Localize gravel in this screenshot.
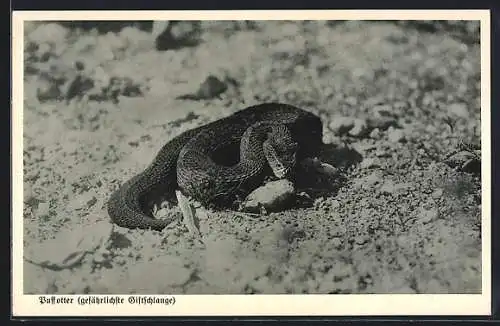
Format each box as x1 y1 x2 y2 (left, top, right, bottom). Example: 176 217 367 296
22 20 481 294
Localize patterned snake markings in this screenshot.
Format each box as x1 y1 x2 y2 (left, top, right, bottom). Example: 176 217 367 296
107 103 323 231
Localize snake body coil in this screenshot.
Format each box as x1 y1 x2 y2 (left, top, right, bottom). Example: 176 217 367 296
107 103 323 231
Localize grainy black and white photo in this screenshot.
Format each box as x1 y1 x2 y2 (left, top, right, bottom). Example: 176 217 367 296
21 17 484 298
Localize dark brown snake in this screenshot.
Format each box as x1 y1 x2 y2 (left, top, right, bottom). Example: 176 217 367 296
107 103 323 231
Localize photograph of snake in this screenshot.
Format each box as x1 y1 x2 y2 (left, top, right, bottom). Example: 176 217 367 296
21 18 485 296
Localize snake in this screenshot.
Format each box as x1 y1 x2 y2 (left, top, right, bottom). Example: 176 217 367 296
107 103 323 231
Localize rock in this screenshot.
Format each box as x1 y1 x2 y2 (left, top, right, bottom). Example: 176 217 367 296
387 127 406 143
461 158 481 174
37 202 50 217
152 21 170 38
241 180 295 213
349 119 370 137
369 128 381 139
329 116 355 136
177 75 228 100
370 105 398 130
63 75 95 102
301 158 338 176
92 66 111 89
444 151 479 173
447 102 469 118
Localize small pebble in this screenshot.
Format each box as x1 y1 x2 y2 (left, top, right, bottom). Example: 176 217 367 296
37 202 50 217
241 180 295 213
64 75 95 102
420 207 439 224
151 21 170 38
444 151 477 171
370 105 398 130
349 119 370 137
178 75 228 100
373 104 393 116
92 66 111 88
369 128 381 139
329 116 355 136
387 127 406 143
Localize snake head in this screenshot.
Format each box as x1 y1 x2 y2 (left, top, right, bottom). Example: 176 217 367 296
263 125 299 179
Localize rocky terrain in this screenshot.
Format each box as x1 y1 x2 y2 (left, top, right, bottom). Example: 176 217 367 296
22 20 482 294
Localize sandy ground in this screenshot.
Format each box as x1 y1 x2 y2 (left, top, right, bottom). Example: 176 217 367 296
22 20 482 294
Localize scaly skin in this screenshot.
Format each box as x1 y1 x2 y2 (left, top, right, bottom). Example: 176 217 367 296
107 103 323 231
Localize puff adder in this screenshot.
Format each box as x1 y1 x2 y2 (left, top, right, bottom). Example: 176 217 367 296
107 103 323 231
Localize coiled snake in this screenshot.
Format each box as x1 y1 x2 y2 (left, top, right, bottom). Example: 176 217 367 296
107 103 323 231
